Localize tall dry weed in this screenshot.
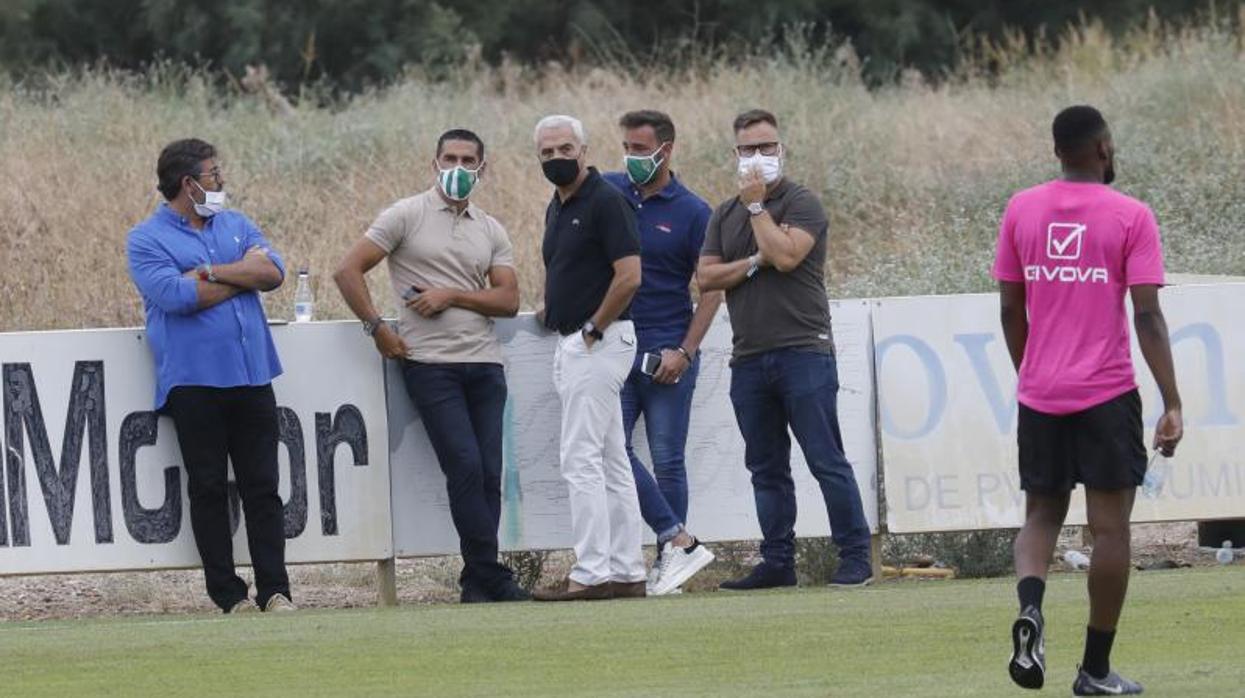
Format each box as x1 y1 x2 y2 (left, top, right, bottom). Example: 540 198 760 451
2 18 1244 332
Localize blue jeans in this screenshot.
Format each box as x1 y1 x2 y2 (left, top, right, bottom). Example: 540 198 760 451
621 352 699 544
729 348 871 568
401 361 512 592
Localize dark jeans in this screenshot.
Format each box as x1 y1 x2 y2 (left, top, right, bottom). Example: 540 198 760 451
621 352 699 544
401 360 513 592
729 348 871 568
163 385 290 610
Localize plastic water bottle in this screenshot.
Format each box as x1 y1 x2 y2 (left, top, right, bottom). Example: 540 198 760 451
1216 541 1235 565
1063 549 1091 570
293 267 313 322
1141 452 1172 498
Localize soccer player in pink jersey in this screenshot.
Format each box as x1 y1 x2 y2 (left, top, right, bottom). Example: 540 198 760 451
992 106 1183 695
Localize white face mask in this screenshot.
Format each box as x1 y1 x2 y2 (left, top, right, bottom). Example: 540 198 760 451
190 179 228 218
737 150 783 184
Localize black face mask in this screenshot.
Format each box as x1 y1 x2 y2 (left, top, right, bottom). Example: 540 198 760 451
542 157 581 187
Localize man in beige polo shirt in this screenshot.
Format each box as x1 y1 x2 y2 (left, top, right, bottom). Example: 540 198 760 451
333 128 528 603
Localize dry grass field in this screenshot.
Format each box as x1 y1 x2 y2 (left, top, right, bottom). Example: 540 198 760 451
3 17 1245 333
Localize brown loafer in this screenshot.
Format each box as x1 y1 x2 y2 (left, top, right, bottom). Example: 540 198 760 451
609 580 647 599
532 578 613 602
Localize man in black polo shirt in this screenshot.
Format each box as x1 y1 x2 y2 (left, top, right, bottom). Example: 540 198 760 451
531 114 646 602
699 108 874 589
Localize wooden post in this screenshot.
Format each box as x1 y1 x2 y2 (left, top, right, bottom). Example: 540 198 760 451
376 557 398 607
870 533 884 582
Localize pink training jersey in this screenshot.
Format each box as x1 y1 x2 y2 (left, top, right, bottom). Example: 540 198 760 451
992 179 1165 415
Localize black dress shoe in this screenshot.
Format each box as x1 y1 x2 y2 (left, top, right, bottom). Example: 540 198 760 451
491 581 532 602
460 585 492 603
719 563 797 591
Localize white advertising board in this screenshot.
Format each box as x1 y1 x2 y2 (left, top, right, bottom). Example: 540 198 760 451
0 322 392 575
389 302 879 557
874 285 1245 533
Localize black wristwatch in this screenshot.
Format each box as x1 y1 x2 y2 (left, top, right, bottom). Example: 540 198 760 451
581 321 604 341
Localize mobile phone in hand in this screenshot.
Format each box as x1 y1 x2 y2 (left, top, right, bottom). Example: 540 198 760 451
640 352 662 376
401 285 425 302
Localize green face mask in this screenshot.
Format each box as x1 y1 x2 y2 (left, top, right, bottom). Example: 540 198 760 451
623 144 668 185
438 165 479 201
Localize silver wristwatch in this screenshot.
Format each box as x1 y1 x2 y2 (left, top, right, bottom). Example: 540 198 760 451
746 253 761 278
746 202 765 216
362 317 383 336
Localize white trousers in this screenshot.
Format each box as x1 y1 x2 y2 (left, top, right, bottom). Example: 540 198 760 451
552 320 645 586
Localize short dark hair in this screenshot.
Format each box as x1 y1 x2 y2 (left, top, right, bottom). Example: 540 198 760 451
157 138 216 200
1052 105 1108 153
436 129 485 160
733 109 778 133
618 110 676 143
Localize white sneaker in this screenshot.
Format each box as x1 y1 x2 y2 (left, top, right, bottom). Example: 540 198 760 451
228 599 258 614
651 539 715 596
264 593 297 612
645 564 661 594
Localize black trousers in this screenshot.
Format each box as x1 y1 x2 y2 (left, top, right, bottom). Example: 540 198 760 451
164 385 290 610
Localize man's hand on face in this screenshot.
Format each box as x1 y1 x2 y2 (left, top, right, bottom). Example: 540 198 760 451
739 165 766 206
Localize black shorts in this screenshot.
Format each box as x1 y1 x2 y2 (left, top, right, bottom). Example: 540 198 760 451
1017 389 1147 494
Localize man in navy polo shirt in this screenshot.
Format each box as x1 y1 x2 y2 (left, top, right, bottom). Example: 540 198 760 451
126 138 294 614
603 110 721 595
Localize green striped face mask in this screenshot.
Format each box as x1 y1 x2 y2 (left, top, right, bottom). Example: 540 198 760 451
623 143 668 185
437 165 480 201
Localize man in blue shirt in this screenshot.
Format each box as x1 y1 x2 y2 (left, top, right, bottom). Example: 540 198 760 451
126 138 294 614
603 110 722 595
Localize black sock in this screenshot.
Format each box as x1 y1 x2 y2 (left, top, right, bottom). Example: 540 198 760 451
1017 576 1046 613
1082 626 1116 679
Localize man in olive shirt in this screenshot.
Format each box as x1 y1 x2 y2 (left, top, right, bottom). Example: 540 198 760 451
333 129 529 603
530 114 646 601
699 109 873 589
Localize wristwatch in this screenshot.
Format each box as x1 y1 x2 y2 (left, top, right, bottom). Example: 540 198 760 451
746 253 761 278
196 262 216 283
746 202 765 216
362 317 383 337
581 321 604 342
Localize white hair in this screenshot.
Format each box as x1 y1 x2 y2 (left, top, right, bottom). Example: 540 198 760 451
533 114 587 147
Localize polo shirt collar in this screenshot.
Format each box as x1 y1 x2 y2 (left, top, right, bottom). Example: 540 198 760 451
649 173 686 201
619 172 686 203
560 166 602 205
428 186 478 219
763 177 792 202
